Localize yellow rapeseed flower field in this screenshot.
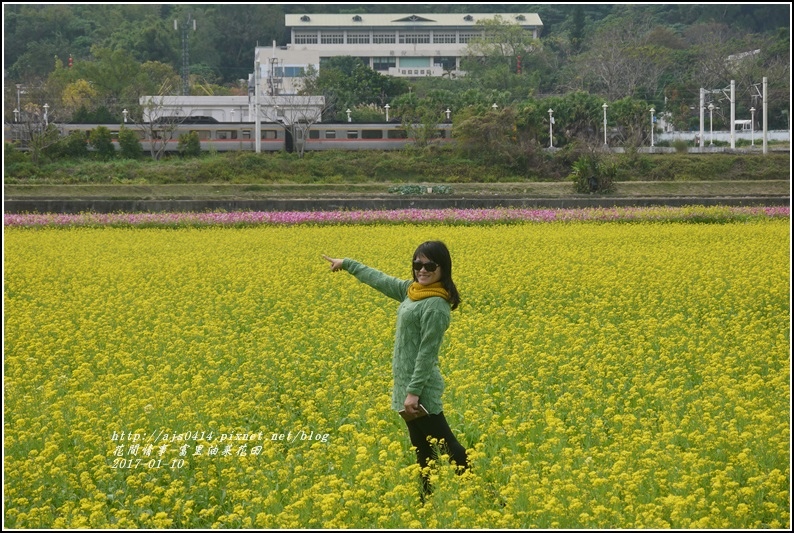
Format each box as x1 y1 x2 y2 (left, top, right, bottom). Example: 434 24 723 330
4 221 790 528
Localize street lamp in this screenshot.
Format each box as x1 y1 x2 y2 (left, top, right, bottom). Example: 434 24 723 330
43 103 49 126
602 103 608 145
13 108 19 123
750 107 755 147
346 108 351 123
123 109 128 123
650 107 655 148
16 84 21 116
445 108 451 121
384 103 390 122
548 108 554 148
708 103 714 146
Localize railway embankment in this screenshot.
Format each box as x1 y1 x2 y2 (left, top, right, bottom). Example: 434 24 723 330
4 181 789 214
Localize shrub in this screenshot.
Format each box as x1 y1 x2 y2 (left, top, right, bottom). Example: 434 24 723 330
177 131 201 157
570 154 616 194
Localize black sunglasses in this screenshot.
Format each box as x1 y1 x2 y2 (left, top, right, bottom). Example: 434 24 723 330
412 261 439 272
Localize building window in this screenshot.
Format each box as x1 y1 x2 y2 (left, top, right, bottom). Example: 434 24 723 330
400 33 430 44
434 56 456 70
347 32 370 44
372 57 396 71
458 32 481 43
275 66 306 77
373 33 396 44
321 32 344 44
400 57 430 68
433 33 457 44
294 32 318 45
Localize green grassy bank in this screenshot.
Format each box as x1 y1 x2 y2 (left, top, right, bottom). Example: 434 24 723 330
4 148 791 186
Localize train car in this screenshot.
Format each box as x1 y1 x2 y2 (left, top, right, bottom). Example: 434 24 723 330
302 122 452 151
5 121 454 154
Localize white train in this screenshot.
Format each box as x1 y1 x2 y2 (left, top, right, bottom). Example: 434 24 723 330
6 120 454 153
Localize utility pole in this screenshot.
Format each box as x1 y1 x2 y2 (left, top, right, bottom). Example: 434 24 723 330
175 13 196 96
255 59 261 153
751 77 769 155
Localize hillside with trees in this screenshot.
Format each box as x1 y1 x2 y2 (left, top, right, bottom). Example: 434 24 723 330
3 4 790 170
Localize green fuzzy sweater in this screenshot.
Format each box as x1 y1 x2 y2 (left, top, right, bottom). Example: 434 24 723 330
343 259 451 414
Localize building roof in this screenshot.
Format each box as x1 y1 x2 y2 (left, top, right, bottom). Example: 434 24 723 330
285 13 542 29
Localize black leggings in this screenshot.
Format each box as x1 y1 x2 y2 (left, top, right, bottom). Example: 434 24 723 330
405 412 469 479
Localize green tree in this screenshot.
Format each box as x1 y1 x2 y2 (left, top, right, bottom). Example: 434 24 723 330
452 106 521 166
89 126 115 160
570 5 585 54
609 96 653 147
460 15 543 98
304 57 407 120
118 126 142 159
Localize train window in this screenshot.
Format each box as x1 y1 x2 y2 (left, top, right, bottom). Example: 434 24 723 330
435 130 446 139
241 130 252 140
387 129 408 139
347 131 359 139
361 130 384 139
190 130 211 140
325 131 336 139
216 130 238 140
309 130 320 139
262 130 278 140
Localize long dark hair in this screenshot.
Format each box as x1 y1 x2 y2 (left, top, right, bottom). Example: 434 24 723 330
412 241 461 311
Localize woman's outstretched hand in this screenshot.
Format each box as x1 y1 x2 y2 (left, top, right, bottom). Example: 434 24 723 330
322 255 344 272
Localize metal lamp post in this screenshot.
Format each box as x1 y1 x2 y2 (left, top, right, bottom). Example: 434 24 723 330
13 108 19 123
445 108 451 121
43 103 49 126
750 107 755 147
384 104 390 122
548 108 554 149
346 108 351 123
602 103 608 146
708 103 714 146
123 109 128 123
650 107 655 148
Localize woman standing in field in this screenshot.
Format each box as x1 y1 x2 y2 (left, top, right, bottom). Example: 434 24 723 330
323 241 469 498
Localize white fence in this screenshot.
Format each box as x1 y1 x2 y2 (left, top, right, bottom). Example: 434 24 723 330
657 130 790 143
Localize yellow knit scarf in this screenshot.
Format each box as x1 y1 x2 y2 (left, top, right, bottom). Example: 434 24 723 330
407 281 450 302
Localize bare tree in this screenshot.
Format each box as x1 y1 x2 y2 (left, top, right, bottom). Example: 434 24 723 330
134 80 188 160
571 18 671 101
265 94 330 158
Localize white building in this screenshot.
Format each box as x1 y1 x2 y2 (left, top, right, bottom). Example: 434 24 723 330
255 12 543 95
137 95 325 124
